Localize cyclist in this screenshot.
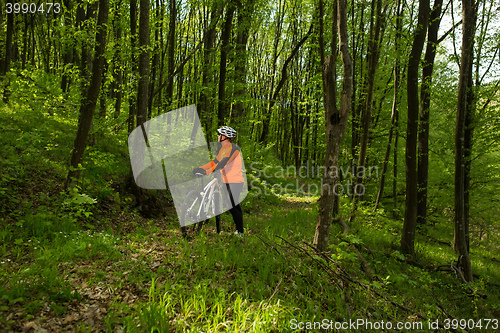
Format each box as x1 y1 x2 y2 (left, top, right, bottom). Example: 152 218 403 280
192 126 245 235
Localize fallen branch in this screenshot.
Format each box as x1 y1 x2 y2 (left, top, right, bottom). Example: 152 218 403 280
278 236 429 322
450 261 487 299
436 302 455 321
351 246 373 278
271 235 482 330
255 234 282 257
276 236 338 279
334 217 349 234
267 277 282 304
255 234 303 278
357 280 419 316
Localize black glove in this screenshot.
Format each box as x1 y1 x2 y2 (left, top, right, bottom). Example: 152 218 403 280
192 167 206 176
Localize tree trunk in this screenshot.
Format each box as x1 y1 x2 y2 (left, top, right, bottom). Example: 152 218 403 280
112 0 123 119
128 0 138 133
260 24 313 143
454 0 476 282
73 0 85 73
2 7 14 102
373 16 402 213
199 6 218 137
401 0 429 255
2 9 13 76
374 67 400 211
259 0 284 143
65 0 110 188
350 0 366 167
233 0 256 126
417 0 443 225
393 102 399 218
22 15 29 70
175 7 186 107
314 0 353 252
61 0 74 93
217 3 235 127
136 0 150 127
80 3 99 82
350 0 385 218
463 59 474 253
98 60 109 119
389 0 404 218
165 0 177 110
157 2 166 112
0 5 3 73
148 0 161 118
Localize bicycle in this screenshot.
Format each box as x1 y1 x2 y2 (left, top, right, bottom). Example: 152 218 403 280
180 172 224 239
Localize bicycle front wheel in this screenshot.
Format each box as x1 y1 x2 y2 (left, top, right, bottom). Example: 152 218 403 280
181 190 204 234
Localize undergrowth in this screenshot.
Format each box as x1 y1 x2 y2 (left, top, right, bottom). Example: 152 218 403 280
0 70 499 332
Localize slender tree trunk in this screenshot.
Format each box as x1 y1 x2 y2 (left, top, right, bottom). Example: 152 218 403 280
393 98 400 217
128 0 138 133
417 0 443 225
463 59 474 253
374 67 400 211
148 0 161 118
22 15 29 70
314 0 353 252
389 1 404 218
260 24 313 143
65 0 110 188
25 15 32 69
98 60 109 119
2 7 14 102
175 6 186 107
233 0 255 127
61 0 74 93
73 0 85 72
42 13 52 73
0 5 3 73
165 0 177 110
259 0 284 143
112 0 123 119
2 9 13 76
312 102 319 164
217 3 235 127
29 14 35 67
81 3 98 82
350 0 366 167
350 0 385 218
454 0 476 282
401 0 429 255
199 6 218 136
136 0 150 127
290 80 300 170
157 2 166 113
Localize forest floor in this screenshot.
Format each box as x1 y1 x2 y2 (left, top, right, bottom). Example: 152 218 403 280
1 71 499 332
1 185 499 332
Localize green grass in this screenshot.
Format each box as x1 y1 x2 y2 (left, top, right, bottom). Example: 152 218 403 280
0 70 499 332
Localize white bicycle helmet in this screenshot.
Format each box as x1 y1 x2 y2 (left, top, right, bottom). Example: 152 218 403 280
217 126 237 138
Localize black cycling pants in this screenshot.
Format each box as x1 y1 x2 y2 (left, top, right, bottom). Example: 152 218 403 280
216 182 244 234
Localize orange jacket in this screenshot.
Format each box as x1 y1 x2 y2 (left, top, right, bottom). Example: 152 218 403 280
199 142 244 183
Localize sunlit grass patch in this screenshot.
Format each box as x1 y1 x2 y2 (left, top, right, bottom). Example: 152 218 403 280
131 279 292 332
